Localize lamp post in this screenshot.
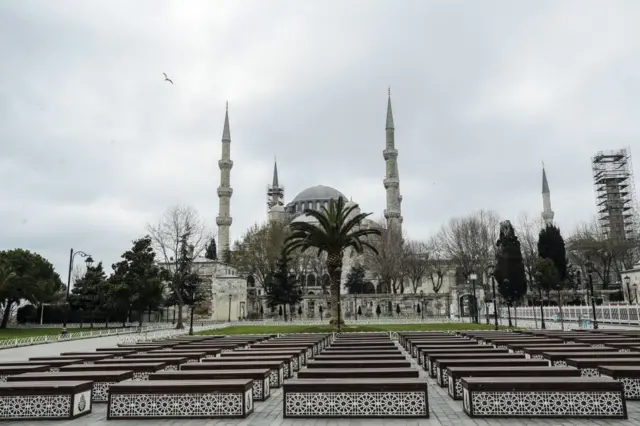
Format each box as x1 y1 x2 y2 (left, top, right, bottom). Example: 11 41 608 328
228 293 233 322
634 283 639 305
487 265 498 331
586 261 598 329
625 276 632 304
64 249 93 328
470 273 478 323
420 290 425 320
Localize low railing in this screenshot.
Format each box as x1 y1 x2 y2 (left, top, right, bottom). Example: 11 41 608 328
118 323 230 344
503 305 640 327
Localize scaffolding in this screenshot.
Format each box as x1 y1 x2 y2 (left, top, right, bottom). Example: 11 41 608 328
591 148 638 240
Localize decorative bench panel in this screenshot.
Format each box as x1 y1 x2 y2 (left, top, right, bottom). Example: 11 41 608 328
0 381 92 420
599 366 640 400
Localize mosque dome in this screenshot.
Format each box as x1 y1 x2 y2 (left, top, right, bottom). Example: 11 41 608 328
286 185 347 215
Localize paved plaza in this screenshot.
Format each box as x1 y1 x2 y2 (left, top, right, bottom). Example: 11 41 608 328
1 335 639 426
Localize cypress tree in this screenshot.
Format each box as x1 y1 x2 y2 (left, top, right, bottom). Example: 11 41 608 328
538 224 568 281
495 220 527 326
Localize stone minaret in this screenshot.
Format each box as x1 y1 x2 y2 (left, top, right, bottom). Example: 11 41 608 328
383 88 403 230
267 158 284 210
541 164 554 226
216 102 233 260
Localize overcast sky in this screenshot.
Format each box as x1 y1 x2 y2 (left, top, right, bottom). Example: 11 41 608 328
1 0 639 278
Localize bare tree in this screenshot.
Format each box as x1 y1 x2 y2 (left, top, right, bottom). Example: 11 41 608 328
426 236 448 294
232 220 290 287
364 220 407 293
439 210 500 282
404 240 430 293
516 213 543 290
147 205 213 329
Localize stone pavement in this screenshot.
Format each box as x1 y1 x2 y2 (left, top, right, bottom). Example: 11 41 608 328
1 336 639 425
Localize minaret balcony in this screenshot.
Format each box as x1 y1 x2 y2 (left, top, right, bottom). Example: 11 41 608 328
218 159 234 169
383 178 399 189
383 149 398 160
384 209 401 219
217 187 234 197
216 216 233 226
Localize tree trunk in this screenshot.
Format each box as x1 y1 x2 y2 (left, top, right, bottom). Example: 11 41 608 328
138 310 143 327
539 288 546 329
283 305 288 322
176 303 185 329
327 251 343 326
147 309 151 323
0 300 12 329
507 304 513 327
557 289 565 330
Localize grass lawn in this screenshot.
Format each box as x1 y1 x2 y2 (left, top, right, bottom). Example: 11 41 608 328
198 322 516 336
0 327 125 340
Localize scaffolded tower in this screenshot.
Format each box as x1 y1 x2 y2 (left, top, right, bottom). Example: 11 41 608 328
592 148 638 240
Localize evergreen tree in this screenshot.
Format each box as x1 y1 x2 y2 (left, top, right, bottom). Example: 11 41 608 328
264 249 302 321
396 303 401 316
204 238 218 260
344 264 366 294
70 262 108 328
538 224 568 282
357 305 362 316
376 305 381 317
495 220 527 326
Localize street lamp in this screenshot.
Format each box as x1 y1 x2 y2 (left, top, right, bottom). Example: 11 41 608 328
470 273 478 323
487 265 498 331
63 249 93 328
625 276 632 304
228 293 232 322
585 261 598 329
420 290 425 320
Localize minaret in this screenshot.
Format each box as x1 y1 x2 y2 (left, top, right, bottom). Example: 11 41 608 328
383 88 403 230
541 163 554 226
216 102 233 260
267 158 284 210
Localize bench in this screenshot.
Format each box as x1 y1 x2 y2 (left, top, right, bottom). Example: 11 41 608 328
96 357 187 371
224 349 305 369
7 370 133 402
506 343 589 355
541 351 634 366
323 348 400 354
149 348 221 358
461 376 626 418
125 352 205 364
523 346 614 359
421 348 508 373
183 361 285 388
410 341 477 358
30 354 112 365
60 362 167 381
313 354 406 361
565 357 640 377
149 369 271 401
96 347 141 354
426 352 521 379
0 365 50 382
0 380 93 420
599 366 640 400
434 358 549 387
253 343 316 359
62 351 134 360
446 366 581 400
206 355 295 377
306 359 411 369
283 378 428 418
107 379 254 419
297 368 419 379
0 359 83 372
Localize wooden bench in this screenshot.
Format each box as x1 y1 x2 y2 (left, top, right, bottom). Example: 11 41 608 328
224 349 305 369
297 368 419 379
306 359 411 369
96 347 141 354
313 354 406 362
149 348 221 358
421 348 508 373
446 366 580 400
434 358 549 387
30 354 112 365
149 369 271 401
62 351 134 360
283 378 428 418
323 348 400 355
426 352 521 379
599 366 640 400
183 361 285 388
253 343 316 359
541 351 634 366
125 352 205 364
60 362 167 380
7 370 133 402
0 380 93 420
0 365 50 382
0 359 83 372
96 357 187 371
206 355 295 377
461 377 626 418
565 357 640 377
506 343 589 355
107 379 254 419
410 341 477 358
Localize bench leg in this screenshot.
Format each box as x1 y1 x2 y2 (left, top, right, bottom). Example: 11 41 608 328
93 382 116 402
580 368 600 377
132 372 150 381
463 390 627 418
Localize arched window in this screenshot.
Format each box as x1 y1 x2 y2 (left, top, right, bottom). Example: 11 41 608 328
307 274 316 287
298 274 306 287
246 275 255 288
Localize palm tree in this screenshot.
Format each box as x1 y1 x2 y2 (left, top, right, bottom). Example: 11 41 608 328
284 198 381 325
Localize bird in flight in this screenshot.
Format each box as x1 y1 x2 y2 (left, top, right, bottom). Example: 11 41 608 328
163 73 173 84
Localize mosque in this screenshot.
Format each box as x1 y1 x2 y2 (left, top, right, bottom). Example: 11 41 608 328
198 92 557 321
